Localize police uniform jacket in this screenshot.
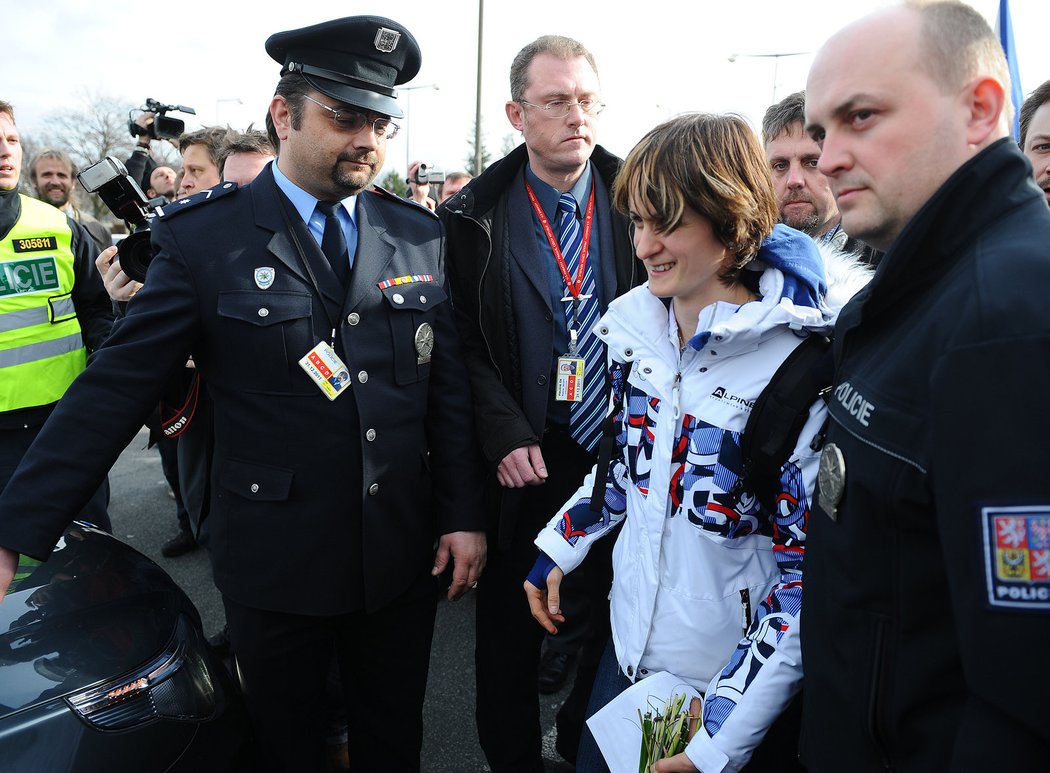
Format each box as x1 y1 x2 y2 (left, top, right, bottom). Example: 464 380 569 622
800 139 1050 770
439 143 640 545
0 164 485 616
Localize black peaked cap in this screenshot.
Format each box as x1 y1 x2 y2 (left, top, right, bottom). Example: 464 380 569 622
265 15 421 119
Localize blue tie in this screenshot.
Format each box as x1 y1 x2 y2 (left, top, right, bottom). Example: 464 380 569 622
557 193 605 453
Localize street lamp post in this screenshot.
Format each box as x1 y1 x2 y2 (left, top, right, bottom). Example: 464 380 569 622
727 52 811 104
398 83 440 175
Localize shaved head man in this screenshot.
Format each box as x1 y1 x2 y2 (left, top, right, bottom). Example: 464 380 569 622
800 3 1050 771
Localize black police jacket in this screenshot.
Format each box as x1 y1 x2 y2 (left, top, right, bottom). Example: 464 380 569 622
800 139 1050 770
0 165 485 615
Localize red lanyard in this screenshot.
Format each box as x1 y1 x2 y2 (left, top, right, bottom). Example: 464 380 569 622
524 179 595 300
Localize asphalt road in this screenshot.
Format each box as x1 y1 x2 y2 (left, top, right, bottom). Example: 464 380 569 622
108 427 576 772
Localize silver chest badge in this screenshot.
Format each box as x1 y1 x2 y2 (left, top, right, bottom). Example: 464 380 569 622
415 323 434 364
254 267 275 290
374 28 401 53
817 442 846 521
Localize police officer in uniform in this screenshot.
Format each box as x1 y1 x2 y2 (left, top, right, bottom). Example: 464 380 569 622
0 101 112 529
0 18 485 772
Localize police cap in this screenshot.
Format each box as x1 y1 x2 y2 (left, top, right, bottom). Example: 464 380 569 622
265 16 421 119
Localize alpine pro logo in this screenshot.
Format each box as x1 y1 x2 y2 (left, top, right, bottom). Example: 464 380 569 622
711 387 755 411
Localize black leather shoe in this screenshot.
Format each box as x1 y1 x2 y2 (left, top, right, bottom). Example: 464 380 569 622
161 528 198 557
538 649 576 694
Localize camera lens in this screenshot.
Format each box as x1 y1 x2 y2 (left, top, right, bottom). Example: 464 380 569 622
118 230 155 284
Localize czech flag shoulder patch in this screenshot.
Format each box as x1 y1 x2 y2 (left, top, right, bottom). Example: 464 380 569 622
982 506 1050 611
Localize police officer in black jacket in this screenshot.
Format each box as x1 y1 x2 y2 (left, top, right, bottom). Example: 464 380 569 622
0 16 485 772
801 3 1050 770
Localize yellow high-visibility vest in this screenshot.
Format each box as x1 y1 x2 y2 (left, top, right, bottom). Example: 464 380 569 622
0 195 86 412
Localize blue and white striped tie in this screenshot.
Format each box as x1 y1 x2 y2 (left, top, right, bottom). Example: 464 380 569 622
557 193 605 453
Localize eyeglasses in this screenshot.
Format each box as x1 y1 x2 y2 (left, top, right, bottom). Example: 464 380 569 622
518 99 605 117
300 94 400 139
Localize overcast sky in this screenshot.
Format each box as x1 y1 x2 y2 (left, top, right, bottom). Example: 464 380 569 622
3 0 1047 178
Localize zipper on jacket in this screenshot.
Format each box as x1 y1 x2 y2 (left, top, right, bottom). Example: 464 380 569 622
461 212 504 383
671 369 682 420
831 413 927 474
739 588 752 636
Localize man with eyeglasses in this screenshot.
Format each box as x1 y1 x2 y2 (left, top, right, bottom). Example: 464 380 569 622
0 15 485 772
440 34 641 771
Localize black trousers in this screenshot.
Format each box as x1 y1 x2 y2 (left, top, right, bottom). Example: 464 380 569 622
224 569 438 773
475 425 608 772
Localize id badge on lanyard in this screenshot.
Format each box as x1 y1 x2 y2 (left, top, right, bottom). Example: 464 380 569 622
525 179 596 404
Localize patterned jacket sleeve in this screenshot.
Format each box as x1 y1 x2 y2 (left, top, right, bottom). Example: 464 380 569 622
684 399 825 773
534 360 631 574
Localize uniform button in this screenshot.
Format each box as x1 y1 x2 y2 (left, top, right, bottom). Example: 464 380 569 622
699 367 708 373
250 483 260 493
626 665 634 677
710 351 717 356
537 375 547 386
258 308 269 318
643 367 652 374
347 313 360 325
368 483 380 495
599 326 609 335
545 312 553 322
392 293 405 305
714 335 723 341
365 429 376 441
358 371 369 383
420 295 427 304
624 348 634 357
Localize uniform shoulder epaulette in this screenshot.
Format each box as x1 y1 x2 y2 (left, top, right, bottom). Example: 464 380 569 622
369 184 439 220
154 182 239 220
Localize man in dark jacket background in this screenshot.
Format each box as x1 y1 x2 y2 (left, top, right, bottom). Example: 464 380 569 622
440 34 640 771
801 1 1050 770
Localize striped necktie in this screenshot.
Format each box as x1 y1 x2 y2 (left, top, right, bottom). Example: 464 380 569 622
557 193 605 453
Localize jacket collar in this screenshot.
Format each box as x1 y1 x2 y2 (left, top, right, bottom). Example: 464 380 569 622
845 138 1039 329
440 143 624 220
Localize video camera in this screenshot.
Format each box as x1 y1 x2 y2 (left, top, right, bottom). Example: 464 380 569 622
406 162 444 186
78 157 165 283
128 98 196 141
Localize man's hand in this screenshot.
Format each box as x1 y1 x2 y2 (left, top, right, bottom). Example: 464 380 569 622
95 247 143 301
406 161 436 211
0 546 18 601
433 530 486 601
497 444 548 488
524 564 564 635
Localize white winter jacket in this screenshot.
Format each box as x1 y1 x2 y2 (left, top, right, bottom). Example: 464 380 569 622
535 235 870 772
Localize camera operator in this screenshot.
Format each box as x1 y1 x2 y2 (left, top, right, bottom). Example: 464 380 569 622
405 159 438 211
126 113 164 193
0 101 114 530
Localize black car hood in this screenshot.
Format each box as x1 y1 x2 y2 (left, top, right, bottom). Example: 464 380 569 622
0 524 185 717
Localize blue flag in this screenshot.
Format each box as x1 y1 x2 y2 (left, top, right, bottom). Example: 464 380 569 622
996 0 1023 141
